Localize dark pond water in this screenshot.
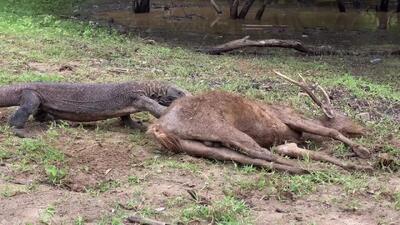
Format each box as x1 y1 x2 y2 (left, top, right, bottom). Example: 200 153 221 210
80 0 400 49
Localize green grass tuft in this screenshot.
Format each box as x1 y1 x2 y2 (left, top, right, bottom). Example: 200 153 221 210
182 196 252 225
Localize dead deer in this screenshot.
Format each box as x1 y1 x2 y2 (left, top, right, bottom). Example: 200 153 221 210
147 70 372 174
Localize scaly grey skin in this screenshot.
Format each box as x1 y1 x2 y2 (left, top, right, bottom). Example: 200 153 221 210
0 81 189 137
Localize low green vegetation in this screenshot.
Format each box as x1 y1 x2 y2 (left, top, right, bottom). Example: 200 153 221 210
395 192 400 210
11 138 67 184
182 196 252 224
39 204 56 225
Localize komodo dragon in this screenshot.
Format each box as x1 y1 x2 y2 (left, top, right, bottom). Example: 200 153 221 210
0 80 189 137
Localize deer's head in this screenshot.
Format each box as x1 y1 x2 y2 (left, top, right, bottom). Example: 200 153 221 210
273 70 366 138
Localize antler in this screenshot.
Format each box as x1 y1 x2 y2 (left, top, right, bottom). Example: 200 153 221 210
272 70 335 119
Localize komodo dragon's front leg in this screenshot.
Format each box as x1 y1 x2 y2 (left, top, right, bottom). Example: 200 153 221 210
8 90 41 138
133 96 167 118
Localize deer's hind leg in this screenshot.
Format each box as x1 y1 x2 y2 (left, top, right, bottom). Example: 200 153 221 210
181 124 302 167
179 139 308 174
274 143 373 171
284 119 370 158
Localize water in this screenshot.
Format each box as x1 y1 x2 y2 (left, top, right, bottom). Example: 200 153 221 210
81 0 400 49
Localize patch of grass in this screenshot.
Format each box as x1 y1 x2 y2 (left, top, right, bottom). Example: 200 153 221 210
0 147 13 160
394 192 400 210
269 171 368 197
129 131 151 146
237 165 257 174
321 74 400 101
0 71 63 85
39 204 56 225
18 138 64 164
182 196 252 225
45 164 66 185
92 180 121 193
97 211 126 225
15 138 67 184
145 157 200 173
332 143 351 158
235 176 267 192
138 207 157 217
127 175 141 185
164 160 199 173
0 185 13 197
167 196 189 208
74 216 85 225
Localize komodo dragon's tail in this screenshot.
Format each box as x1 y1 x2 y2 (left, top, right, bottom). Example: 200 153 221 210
147 123 183 153
0 85 25 107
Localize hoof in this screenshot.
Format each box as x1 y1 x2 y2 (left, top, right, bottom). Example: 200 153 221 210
353 145 370 159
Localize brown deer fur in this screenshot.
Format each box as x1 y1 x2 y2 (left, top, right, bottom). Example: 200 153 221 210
148 72 372 174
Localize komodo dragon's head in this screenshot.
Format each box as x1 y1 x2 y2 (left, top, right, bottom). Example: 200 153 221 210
146 81 191 106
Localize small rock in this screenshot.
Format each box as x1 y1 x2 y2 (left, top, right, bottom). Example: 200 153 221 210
275 208 287 213
155 207 165 212
370 58 382 64
295 216 303 221
356 112 371 121
144 39 156 45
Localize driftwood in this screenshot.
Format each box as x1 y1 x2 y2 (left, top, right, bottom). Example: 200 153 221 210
126 215 169 225
202 36 400 56
148 70 373 174
203 36 338 55
210 0 222 14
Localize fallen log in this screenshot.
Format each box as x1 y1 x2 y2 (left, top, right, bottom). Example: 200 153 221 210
202 36 400 56
210 0 222 14
202 36 339 55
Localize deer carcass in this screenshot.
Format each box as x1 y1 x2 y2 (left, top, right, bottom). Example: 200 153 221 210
148 71 372 174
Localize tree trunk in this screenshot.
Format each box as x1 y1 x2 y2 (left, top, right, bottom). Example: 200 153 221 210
238 0 256 19
229 0 240 19
379 0 389 12
336 0 346 12
352 0 361 9
132 0 150 13
255 0 268 20
397 0 400 12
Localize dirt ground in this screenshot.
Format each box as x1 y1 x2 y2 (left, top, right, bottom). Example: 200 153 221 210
0 101 399 224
